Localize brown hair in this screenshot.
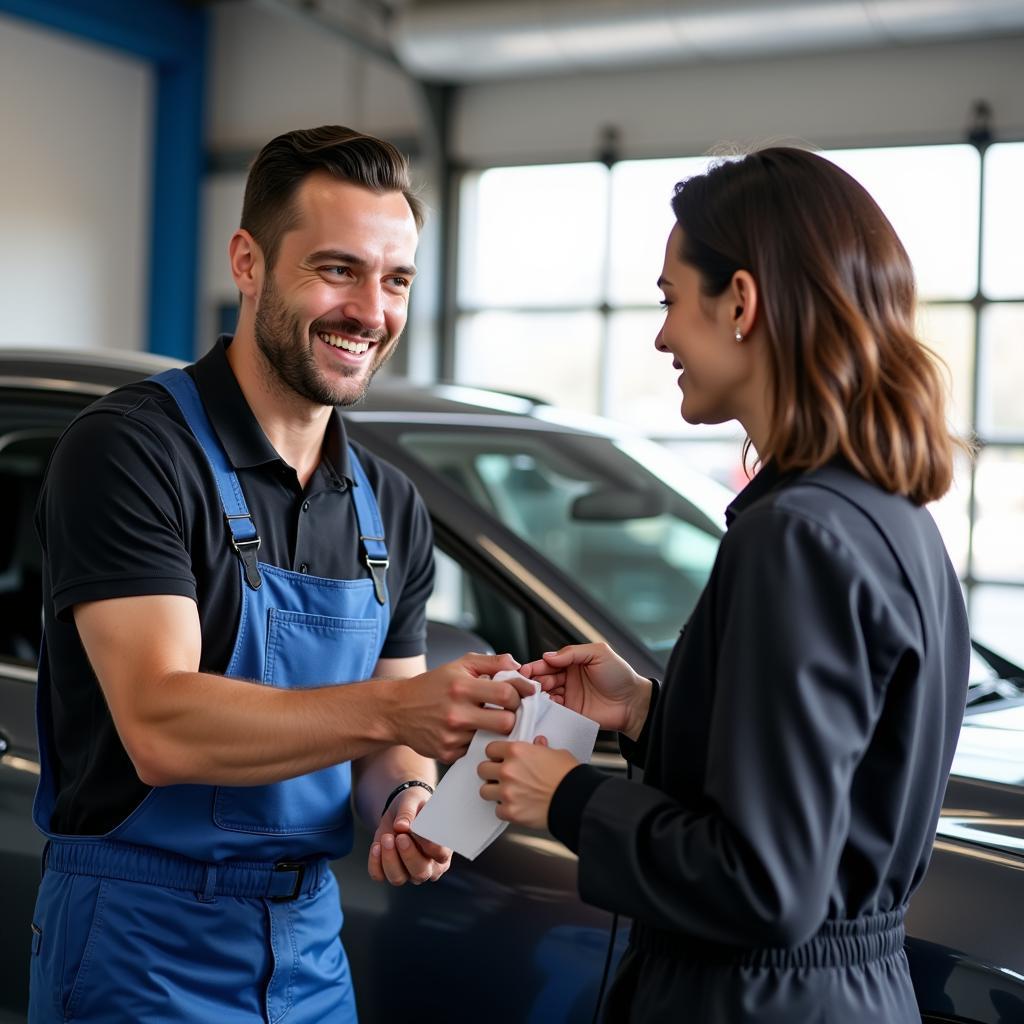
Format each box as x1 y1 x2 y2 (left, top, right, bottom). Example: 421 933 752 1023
671 146 963 505
241 125 424 270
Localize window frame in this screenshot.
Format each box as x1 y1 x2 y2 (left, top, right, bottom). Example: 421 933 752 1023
449 136 1024 650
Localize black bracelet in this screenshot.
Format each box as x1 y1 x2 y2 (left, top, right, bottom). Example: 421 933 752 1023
381 779 434 817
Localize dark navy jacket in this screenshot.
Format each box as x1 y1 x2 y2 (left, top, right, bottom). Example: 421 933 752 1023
550 459 971 1023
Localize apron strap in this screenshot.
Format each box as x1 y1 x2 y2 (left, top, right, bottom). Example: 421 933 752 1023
348 449 389 606
149 369 262 589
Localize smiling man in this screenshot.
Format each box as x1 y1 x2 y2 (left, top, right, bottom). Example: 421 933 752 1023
28 126 531 1024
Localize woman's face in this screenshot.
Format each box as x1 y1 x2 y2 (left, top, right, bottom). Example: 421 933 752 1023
655 224 756 428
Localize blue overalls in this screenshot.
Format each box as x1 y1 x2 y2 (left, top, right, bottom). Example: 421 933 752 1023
30 368 390 1023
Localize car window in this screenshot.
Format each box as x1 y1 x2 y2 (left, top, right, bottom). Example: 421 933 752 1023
0 428 59 666
427 545 531 661
399 428 724 663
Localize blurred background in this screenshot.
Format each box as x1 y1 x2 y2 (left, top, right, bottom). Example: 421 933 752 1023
1 0 1022 659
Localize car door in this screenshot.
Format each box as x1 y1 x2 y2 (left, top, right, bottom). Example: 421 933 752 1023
332 535 631 1024
0 392 94 1021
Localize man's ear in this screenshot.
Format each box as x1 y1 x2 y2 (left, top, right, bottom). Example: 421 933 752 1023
729 269 759 339
229 229 263 300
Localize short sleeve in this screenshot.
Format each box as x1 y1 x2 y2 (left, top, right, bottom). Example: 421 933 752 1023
37 408 197 621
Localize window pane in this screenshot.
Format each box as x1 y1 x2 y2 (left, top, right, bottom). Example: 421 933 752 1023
399 428 725 660
916 303 974 436
606 309 680 433
970 584 1024 669
426 546 530 662
971 446 1024 582
927 449 972 578
455 311 601 414
608 156 715 306
978 304 1024 437
982 142 1024 299
824 145 980 301
657 438 749 495
605 309 748 439
457 163 608 308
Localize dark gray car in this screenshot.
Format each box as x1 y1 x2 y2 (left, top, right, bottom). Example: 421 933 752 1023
1 348 1022 1023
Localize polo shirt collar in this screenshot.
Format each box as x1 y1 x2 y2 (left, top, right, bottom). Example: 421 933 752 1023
191 336 353 483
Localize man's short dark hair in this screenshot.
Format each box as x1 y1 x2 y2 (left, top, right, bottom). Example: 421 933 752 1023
241 125 424 270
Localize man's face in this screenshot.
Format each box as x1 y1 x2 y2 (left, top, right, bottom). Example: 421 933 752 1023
253 172 419 408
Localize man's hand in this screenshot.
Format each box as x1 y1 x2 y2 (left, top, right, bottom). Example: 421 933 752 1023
368 786 452 886
519 643 652 740
477 736 578 830
388 653 535 762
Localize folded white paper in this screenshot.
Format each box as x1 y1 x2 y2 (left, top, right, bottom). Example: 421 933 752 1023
410 670 599 860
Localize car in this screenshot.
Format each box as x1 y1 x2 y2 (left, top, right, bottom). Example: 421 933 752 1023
1 346 1022 1024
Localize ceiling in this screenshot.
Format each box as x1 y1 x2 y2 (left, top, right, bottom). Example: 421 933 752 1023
277 0 1024 83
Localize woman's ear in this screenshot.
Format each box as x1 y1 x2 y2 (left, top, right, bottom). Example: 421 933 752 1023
729 270 759 341
228 229 263 301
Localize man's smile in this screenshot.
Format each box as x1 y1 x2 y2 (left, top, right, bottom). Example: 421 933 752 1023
318 330 374 356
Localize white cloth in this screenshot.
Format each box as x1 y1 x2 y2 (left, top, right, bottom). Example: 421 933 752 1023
410 670 599 860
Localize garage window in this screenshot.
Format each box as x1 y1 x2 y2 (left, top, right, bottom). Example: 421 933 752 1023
455 140 1024 666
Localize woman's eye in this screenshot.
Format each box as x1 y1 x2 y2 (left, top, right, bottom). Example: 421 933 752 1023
658 299 671 309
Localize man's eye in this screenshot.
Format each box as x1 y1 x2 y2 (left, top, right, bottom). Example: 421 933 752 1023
323 266 351 277
388 276 411 289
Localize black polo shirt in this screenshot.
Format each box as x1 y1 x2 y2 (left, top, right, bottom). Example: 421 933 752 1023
36 337 434 835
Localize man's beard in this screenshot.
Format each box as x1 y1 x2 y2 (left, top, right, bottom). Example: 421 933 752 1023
253 274 395 407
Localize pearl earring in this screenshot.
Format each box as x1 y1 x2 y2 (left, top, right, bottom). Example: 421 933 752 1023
734 327 743 342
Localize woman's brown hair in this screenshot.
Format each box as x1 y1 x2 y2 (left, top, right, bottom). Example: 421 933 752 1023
671 146 963 505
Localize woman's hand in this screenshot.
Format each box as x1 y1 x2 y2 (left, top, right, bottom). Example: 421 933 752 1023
477 736 578 830
520 643 652 740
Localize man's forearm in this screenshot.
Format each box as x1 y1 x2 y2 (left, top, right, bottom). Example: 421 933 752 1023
128 670 401 787
353 745 438 829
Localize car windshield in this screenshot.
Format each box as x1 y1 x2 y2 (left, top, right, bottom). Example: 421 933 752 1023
397 426 727 663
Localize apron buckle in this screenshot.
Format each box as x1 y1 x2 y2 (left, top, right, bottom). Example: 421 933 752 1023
364 555 389 606
231 536 263 590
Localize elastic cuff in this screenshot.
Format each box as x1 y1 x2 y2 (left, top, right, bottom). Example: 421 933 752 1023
548 764 609 854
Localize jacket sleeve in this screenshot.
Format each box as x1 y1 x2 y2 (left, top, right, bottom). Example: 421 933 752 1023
550 507 903 948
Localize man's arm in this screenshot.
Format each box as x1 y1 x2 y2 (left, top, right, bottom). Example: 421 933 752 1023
352 655 437 827
354 655 452 885
74 595 527 787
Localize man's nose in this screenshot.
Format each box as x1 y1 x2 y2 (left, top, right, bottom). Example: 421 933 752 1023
343 278 386 331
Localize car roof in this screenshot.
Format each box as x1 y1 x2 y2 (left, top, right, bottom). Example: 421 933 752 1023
0 346 624 435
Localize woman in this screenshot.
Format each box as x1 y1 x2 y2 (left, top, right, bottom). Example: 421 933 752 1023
478 147 971 1023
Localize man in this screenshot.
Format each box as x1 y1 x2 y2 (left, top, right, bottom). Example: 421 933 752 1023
29 125 530 1024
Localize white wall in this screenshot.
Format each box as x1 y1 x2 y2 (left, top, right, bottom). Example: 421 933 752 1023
452 34 1024 165
199 2 438 371
0 13 151 352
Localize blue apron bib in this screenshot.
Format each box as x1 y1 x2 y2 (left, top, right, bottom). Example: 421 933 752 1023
29 369 390 1023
